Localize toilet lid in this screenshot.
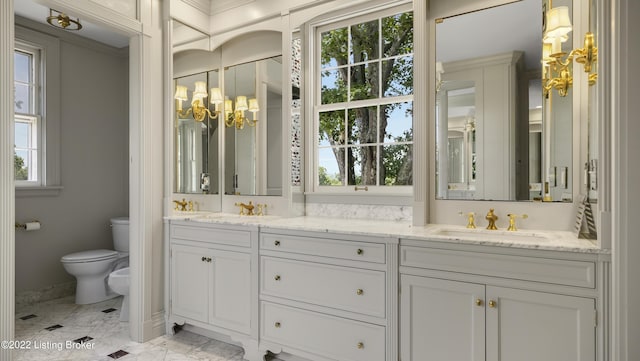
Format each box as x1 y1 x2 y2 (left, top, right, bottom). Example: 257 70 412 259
61 249 118 263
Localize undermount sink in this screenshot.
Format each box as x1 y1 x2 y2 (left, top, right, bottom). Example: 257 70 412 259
431 227 551 243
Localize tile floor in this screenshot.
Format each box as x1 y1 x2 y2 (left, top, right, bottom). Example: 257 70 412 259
14 296 268 360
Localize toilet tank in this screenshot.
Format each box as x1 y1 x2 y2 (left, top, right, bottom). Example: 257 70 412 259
110 217 129 252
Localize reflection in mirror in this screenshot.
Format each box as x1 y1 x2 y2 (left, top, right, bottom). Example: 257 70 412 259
435 0 576 202
224 56 283 196
172 20 219 195
174 70 220 194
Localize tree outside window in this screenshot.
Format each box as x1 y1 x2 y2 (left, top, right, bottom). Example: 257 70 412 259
317 10 414 189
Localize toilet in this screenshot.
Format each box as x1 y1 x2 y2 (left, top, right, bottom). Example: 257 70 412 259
108 267 130 321
61 217 129 305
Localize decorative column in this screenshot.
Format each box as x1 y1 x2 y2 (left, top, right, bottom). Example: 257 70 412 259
0 0 15 360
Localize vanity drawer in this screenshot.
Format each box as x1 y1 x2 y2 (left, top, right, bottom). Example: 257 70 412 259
261 302 385 361
401 245 596 288
261 256 386 318
171 224 251 248
260 233 385 263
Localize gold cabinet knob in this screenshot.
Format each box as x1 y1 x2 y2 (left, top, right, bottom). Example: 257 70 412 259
274 322 281 328
489 300 497 308
356 289 364 295
357 342 364 349
475 299 483 306
357 248 364 255
274 275 281 281
274 240 281 246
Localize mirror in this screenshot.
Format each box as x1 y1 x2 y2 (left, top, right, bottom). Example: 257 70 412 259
174 70 220 194
172 21 219 194
224 56 283 196
435 0 577 202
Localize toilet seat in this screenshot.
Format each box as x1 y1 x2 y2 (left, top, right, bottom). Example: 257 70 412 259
61 249 118 263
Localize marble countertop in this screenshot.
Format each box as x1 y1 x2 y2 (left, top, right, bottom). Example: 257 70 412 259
166 213 606 254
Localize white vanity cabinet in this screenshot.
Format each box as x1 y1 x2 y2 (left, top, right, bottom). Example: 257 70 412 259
259 229 399 361
399 241 602 361
166 220 258 351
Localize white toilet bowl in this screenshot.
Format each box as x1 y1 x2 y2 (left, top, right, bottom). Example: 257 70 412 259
61 249 119 304
61 217 130 305
108 267 130 321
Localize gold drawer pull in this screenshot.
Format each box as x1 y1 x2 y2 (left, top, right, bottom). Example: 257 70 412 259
274 322 281 328
357 342 364 349
489 300 497 308
274 240 281 246
356 289 364 296
357 248 364 255
274 275 281 281
475 299 483 306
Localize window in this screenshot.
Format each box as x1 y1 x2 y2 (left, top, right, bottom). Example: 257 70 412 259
313 5 413 194
14 25 62 196
14 45 41 185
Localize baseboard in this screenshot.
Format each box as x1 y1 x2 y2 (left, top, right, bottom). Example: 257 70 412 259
142 311 166 341
15 281 75 307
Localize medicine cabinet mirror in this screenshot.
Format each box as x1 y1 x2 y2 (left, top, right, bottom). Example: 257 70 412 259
172 21 219 195
172 26 284 197
434 0 596 202
223 56 283 196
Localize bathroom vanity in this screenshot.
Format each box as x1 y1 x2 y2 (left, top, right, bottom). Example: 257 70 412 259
164 215 608 361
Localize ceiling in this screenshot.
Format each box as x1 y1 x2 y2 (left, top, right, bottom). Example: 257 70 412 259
13 0 130 48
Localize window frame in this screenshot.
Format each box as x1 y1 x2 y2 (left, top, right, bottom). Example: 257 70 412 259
15 25 62 197
14 43 42 187
308 2 414 196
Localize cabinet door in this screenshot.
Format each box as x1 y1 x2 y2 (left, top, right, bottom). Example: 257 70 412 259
400 275 485 361
171 244 210 321
486 286 595 361
210 249 251 334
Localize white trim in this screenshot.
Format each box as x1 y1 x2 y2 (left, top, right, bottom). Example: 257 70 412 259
0 0 15 358
15 185 63 198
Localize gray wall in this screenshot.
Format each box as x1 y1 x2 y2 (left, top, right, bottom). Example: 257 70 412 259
15 29 129 294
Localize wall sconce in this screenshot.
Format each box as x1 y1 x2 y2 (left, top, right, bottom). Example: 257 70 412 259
542 6 598 97
223 95 259 129
46 9 82 31
174 82 221 122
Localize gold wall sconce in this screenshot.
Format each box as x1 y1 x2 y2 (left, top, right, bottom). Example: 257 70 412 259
223 95 259 129
175 84 259 128
46 9 82 31
175 82 221 122
542 6 598 97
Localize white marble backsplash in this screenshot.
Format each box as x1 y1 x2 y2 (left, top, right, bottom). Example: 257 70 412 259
305 202 412 222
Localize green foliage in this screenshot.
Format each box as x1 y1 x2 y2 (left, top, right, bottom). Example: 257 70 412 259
381 131 413 186
318 166 342 186
14 152 28 180
318 11 414 187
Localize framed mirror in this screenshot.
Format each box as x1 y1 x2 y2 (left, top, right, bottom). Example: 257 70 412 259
224 56 283 196
434 0 579 202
